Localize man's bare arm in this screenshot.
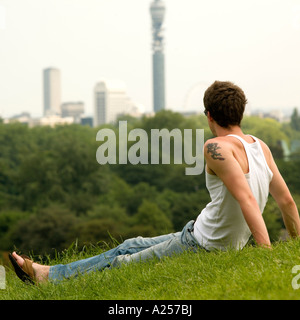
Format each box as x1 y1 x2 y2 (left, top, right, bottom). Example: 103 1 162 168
267 149 300 238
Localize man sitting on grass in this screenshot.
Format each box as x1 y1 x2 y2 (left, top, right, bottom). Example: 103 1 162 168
10 81 300 284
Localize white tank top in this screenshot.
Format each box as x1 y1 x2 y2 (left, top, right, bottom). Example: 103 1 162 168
193 135 273 251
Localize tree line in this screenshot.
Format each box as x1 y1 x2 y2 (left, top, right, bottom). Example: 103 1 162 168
0 110 300 256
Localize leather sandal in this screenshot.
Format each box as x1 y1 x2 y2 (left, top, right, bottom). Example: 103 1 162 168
9 253 35 284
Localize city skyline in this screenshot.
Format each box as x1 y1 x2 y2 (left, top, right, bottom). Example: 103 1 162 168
1 0 300 118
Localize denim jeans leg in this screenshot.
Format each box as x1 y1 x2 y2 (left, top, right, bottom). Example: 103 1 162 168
48 232 180 283
110 220 199 267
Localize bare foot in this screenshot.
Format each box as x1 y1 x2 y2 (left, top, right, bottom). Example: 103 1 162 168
12 252 50 284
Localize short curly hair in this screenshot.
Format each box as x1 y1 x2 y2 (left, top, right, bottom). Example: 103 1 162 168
203 81 247 128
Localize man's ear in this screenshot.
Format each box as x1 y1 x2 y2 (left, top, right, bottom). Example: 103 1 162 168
207 111 213 122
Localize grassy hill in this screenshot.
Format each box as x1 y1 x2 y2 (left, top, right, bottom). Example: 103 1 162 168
1 238 300 300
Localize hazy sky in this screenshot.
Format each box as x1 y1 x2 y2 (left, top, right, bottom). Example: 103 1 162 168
1 0 300 118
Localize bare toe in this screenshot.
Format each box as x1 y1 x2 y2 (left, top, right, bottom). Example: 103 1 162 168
12 252 25 268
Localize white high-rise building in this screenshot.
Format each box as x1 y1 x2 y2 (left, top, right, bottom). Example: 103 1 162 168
94 79 130 126
43 67 61 116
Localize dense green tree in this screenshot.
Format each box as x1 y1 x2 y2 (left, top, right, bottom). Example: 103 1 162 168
291 108 300 131
8 205 79 255
263 197 284 242
242 116 288 147
277 159 300 193
132 199 173 236
170 190 210 230
0 210 31 250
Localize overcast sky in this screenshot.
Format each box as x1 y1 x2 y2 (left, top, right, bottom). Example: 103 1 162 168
1 0 300 118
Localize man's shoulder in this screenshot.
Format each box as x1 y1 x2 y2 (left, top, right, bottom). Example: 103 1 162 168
204 137 232 162
204 136 234 150
255 137 270 150
254 137 272 163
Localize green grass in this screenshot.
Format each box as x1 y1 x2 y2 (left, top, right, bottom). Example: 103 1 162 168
2 239 300 300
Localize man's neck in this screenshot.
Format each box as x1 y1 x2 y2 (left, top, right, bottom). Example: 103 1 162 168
214 125 244 137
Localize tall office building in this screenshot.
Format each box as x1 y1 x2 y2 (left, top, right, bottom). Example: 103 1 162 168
43 67 61 116
94 80 129 126
150 0 166 112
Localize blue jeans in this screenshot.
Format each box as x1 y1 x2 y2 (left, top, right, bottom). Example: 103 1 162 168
48 220 201 283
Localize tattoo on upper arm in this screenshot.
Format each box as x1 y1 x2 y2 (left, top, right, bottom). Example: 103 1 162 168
207 143 225 161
